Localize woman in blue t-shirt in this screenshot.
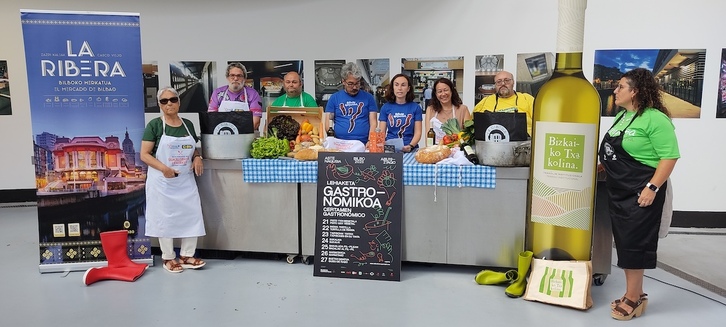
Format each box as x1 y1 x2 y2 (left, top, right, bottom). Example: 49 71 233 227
377 74 423 152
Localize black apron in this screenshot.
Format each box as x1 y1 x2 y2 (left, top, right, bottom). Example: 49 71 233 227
598 112 667 269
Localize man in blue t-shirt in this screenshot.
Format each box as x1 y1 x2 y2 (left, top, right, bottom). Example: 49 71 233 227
324 62 378 144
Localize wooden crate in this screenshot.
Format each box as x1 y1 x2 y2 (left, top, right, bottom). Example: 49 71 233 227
265 106 325 139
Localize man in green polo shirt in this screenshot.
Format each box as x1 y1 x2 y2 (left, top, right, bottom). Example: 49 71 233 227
271 71 318 107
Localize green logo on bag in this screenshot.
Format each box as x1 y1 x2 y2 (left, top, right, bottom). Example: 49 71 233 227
543 133 585 173
539 267 574 298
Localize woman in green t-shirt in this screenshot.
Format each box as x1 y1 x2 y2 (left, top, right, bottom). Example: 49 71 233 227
599 68 679 320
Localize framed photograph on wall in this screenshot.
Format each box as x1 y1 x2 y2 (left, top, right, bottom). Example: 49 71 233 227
356 59 390 109
0 60 12 115
593 49 704 118
401 56 464 108
227 60 304 111
474 55 504 105
717 48 726 118
516 52 554 98
169 61 217 113
143 61 159 113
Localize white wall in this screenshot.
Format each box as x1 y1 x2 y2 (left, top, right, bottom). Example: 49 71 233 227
1 0 723 212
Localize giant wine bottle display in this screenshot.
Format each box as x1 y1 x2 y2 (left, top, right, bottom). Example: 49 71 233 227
528 0 600 261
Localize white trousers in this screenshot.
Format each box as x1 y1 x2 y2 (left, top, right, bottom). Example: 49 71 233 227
158 237 198 260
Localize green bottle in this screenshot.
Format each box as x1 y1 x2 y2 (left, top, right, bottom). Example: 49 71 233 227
527 0 601 261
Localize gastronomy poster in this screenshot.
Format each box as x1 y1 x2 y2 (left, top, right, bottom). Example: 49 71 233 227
21 10 150 273
314 152 403 281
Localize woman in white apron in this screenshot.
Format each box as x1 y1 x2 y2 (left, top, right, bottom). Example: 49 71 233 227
424 78 471 144
141 87 206 273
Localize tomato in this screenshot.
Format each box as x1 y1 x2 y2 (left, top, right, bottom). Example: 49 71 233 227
442 135 452 144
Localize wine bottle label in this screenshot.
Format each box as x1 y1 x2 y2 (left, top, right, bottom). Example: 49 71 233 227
530 121 596 231
556 0 587 53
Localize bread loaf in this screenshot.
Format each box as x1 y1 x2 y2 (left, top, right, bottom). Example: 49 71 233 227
414 145 451 164
294 148 318 161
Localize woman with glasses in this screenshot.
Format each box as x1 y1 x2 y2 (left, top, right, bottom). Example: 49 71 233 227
599 68 679 320
141 86 206 273
425 78 471 144
377 74 423 152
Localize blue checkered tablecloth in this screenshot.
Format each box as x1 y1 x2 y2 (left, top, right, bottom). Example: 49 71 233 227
242 153 496 188
242 158 318 183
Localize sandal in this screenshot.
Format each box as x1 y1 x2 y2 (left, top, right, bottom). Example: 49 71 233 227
163 259 183 273
611 297 644 321
179 256 206 269
611 293 648 313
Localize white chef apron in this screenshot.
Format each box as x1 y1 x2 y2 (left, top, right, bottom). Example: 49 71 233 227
218 87 250 112
430 105 457 143
281 94 303 107
145 118 206 238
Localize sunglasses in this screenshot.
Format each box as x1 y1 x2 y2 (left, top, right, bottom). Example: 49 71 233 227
159 97 179 105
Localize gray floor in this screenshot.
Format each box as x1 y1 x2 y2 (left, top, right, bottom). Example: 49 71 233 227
1 204 725 326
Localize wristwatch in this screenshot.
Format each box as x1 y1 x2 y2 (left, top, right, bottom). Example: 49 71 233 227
645 182 659 193
193 154 203 160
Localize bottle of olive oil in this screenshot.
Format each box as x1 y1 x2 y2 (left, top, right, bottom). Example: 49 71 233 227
426 128 436 147
527 0 600 261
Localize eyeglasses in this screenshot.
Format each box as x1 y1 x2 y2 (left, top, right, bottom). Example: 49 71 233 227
345 81 361 87
228 74 244 79
159 97 179 105
615 84 630 90
494 78 513 85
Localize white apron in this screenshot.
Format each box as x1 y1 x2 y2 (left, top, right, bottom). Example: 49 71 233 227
430 106 457 143
218 87 250 112
281 94 303 107
145 118 206 238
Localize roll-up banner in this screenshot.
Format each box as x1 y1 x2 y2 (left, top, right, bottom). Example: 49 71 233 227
21 10 151 273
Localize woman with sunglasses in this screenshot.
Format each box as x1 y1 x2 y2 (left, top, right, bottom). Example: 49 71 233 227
140 87 206 273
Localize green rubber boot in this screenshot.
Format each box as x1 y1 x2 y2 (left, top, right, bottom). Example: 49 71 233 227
504 251 533 298
475 269 518 285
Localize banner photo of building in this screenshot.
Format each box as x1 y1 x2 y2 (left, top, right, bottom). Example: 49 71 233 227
21 10 151 273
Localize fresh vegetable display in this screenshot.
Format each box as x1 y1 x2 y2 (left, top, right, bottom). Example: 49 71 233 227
295 119 322 146
267 115 300 141
250 128 290 159
461 119 475 147
440 118 461 147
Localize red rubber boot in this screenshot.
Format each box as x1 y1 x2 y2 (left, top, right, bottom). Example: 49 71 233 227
100 230 148 270
83 265 147 286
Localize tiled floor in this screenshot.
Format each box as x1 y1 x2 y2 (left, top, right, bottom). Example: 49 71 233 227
1 204 724 326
